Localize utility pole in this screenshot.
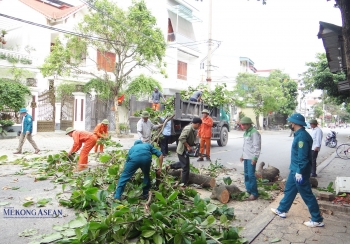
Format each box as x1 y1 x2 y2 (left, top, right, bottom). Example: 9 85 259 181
206 0 212 86
322 90 325 127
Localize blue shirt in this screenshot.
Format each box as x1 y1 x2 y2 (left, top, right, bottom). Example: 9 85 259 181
21 114 33 133
127 140 162 163
290 127 313 175
161 118 172 136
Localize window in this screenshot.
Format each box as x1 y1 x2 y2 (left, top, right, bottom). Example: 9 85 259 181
177 61 187 80
97 50 116 72
168 18 175 42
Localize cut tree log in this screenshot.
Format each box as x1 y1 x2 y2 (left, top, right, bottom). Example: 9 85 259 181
210 184 242 204
168 169 216 188
255 162 280 182
210 185 230 204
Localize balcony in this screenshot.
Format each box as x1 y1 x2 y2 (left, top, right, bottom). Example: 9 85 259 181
0 48 36 66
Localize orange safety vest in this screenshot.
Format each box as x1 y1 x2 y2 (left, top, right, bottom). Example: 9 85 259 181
93 123 108 138
198 116 213 138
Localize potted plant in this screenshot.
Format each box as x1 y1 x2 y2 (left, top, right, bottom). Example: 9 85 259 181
1 30 7 37
119 123 126 134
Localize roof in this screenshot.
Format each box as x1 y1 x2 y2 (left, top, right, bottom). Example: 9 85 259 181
19 0 85 21
317 21 346 73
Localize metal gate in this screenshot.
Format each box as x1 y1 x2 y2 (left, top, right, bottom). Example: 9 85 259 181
37 80 55 132
60 94 74 130
85 94 115 131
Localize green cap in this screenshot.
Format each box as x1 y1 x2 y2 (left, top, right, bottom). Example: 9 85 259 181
66 127 75 135
309 119 318 124
202 109 210 114
240 117 253 124
102 119 109 125
141 111 150 117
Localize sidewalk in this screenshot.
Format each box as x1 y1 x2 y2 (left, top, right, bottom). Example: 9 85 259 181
242 152 350 244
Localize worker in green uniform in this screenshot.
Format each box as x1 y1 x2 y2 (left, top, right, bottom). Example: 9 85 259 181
271 113 324 228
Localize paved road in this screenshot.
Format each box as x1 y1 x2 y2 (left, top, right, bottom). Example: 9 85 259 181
166 128 348 179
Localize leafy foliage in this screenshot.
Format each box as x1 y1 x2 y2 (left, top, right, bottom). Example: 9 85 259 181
0 78 31 111
56 82 78 101
40 0 167 132
124 74 162 104
301 53 348 105
83 78 114 100
233 72 286 128
9 140 246 243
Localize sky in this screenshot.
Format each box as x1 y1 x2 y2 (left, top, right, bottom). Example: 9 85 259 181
197 0 342 80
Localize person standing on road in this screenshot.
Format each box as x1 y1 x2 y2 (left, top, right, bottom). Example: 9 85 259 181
160 114 172 157
66 127 98 171
197 109 213 162
137 111 163 143
271 113 324 228
189 89 203 102
151 87 165 111
93 119 109 153
114 140 163 200
240 117 261 201
309 119 323 177
168 117 202 188
13 108 40 154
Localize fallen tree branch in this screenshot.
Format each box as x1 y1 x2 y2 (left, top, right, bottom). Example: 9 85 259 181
151 114 175 144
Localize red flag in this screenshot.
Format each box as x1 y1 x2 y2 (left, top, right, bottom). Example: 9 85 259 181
118 94 125 104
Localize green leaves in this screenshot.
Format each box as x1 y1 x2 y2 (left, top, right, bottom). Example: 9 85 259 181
223 176 232 186
0 78 31 111
99 153 112 163
68 214 87 229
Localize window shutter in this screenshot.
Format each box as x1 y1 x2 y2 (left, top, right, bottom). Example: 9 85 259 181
97 50 116 72
177 61 187 80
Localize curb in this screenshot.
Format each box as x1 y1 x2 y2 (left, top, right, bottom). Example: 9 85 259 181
317 150 337 174
241 194 284 243
319 201 350 213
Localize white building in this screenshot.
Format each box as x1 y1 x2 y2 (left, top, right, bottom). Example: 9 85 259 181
0 0 206 132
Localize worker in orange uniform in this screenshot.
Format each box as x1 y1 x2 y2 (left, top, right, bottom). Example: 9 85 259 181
197 109 213 162
93 119 109 153
65 127 98 171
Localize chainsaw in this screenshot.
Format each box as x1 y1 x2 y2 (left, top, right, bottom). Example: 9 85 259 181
185 143 207 158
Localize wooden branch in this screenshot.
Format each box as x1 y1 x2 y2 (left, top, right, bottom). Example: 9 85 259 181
168 170 216 188
255 162 280 182
144 192 152 214
151 114 175 144
210 184 242 204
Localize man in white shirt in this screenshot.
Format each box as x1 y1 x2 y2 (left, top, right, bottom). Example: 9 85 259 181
137 111 162 143
309 119 323 177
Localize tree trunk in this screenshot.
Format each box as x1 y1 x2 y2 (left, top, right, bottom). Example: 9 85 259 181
168 170 216 188
255 114 261 130
210 185 230 204
225 185 242 195
255 162 280 182
337 0 350 82
114 96 120 134
309 177 318 188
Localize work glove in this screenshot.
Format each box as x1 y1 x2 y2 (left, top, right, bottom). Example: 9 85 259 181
295 173 303 184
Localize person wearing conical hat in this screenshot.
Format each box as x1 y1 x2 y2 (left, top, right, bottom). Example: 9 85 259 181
93 119 109 153
239 116 261 201
65 127 98 171
13 108 40 155
197 109 213 162
136 111 163 143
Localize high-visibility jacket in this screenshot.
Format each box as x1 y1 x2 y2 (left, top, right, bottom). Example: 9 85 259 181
198 116 213 138
69 130 96 153
93 123 108 138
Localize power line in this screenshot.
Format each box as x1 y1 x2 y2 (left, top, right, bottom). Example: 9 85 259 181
0 13 120 44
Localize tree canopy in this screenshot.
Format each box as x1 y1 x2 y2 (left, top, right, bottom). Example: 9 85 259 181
40 0 166 132
232 71 289 128
0 78 31 111
301 53 349 105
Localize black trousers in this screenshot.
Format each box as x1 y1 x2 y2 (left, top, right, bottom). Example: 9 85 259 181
170 153 190 185
311 150 319 175
160 135 170 155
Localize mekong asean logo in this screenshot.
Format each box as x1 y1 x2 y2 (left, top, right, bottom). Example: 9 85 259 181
3 207 63 218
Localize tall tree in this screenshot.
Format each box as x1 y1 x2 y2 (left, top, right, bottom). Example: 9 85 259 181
268 70 298 118
40 0 166 133
233 73 285 129
334 0 350 82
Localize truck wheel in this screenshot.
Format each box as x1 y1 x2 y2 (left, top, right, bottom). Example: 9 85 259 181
217 127 228 146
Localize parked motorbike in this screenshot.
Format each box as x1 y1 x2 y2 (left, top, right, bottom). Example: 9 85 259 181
325 131 337 148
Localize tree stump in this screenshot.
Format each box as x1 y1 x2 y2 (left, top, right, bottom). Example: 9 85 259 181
255 162 280 182
167 170 216 188
210 184 242 204
210 185 230 204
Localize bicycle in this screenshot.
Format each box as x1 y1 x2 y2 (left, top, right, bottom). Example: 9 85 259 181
336 143 350 159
